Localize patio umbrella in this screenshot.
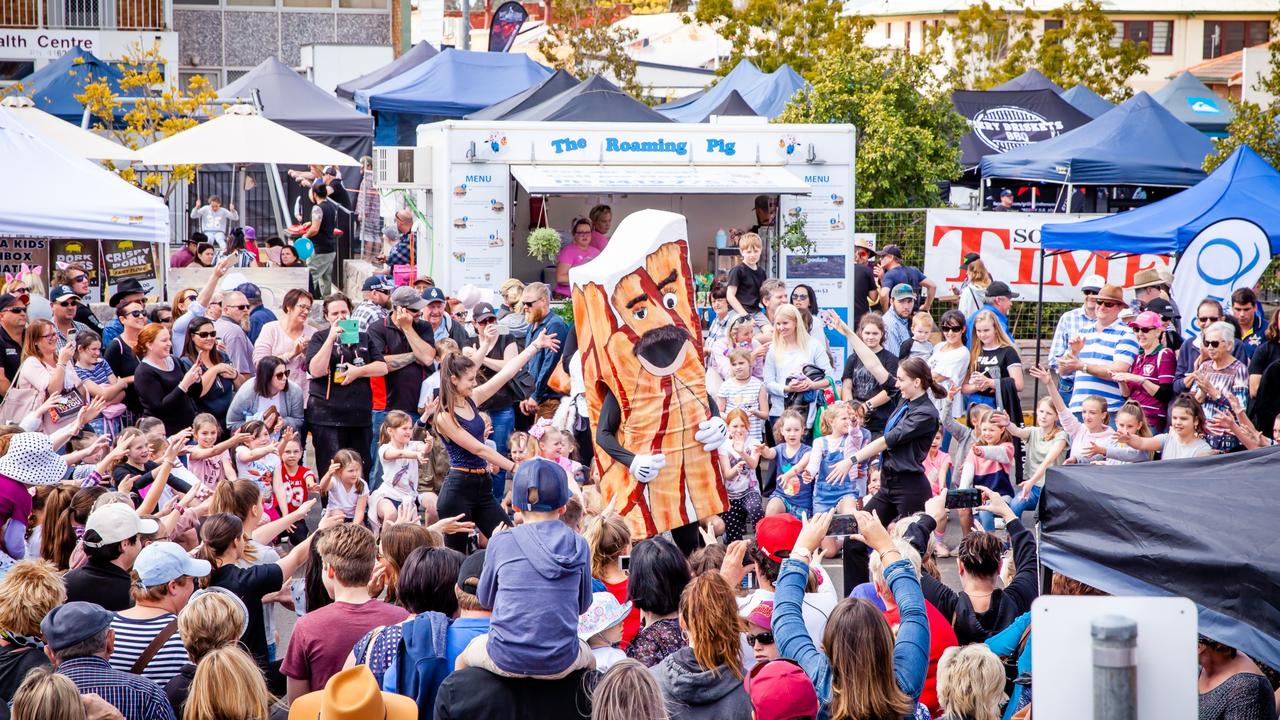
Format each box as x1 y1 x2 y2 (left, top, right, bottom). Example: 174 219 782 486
0 96 139 162
135 104 359 167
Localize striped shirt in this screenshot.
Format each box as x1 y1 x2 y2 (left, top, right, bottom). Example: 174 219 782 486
1069 321 1139 412
718 376 766 443
1048 306 1095 370
58 655 176 720
109 613 189 686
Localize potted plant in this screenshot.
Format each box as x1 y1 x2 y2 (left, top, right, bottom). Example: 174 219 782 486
527 227 562 263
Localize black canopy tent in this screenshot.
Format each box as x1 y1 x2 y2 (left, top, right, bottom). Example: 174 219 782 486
504 75 671 123
1038 446 1280 671
335 41 438 102
699 89 760 122
465 69 580 120
952 89 1092 170
992 68 1065 93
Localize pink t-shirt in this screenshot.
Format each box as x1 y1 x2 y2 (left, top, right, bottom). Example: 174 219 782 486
187 450 232 499
590 229 609 251
555 243 601 297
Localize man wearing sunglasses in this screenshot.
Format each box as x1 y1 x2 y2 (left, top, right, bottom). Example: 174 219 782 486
50 285 91 353
0 294 26 398
1057 284 1141 417
1047 274 1103 400
1173 298 1249 396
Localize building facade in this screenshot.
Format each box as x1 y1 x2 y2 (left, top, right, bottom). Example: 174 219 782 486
843 0 1275 93
0 0 179 84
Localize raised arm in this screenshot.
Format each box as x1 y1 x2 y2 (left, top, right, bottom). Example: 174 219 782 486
824 310 890 385
472 331 559 407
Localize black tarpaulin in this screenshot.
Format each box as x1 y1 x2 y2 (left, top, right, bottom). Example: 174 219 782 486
700 89 759 122
1039 446 1280 669
465 69 580 120
335 41 438 101
952 89 1091 168
504 75 671 123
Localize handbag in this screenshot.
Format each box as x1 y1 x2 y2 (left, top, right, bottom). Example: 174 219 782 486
0 386 42 425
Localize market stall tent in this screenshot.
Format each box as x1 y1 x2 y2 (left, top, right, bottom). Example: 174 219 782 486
699 90 759 122
136 104 359 167
354 49 552 145
335 41 438 101
1059 84 1114 118
1150 71 1235 136
217 57 374 162
19 46 126 124
0 106 167 242
0 96 139 161
952 89 1091 169
979 92 1214 186
505 75 671 123
655 60 807 122
991 68 1065 93
465 70 580 121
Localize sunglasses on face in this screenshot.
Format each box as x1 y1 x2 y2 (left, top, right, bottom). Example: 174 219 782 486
273 371 288 379
1198 316 1219 324
9 287 28 295
1095 300 1125 309
228 304 250 311
746 632 774 646
123 310 144 318
941 325 964 332
56 299 79 307
1204 340 1223 348
1133 326 1157 334
181 295 197 303
70 275 88 283
453 311 468 319
3 307 26 315
208 301 223 307
477 318 496 326
193 330 217 339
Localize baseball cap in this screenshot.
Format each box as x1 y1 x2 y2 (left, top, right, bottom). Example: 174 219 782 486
1000 188 1014 197
0 294 21 311
322 165 338 176
234 282 261 301
41 602 113 653
83 503 159 548
740 597 774 630
1144 297 1178 320
457 549 485 596
50 284 78 303
962 252 981 267
755 514 802 563
1081 274 1106 294
876 244 902 259
985 281 1019 299
511 457 570 512
746 659 820 720
890 283 914 301
472 302 496 322
390 285 428 311
422 286 447 305
362 275 393 292
135 541 212 588
1129 310 1163 330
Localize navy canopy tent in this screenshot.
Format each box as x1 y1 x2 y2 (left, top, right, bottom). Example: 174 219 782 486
980 92 1214 187
952 89 1091 169
506 75 670 123
1151 71 1235 136
335 41 438 102
992 68 1065 94
465 69 579 120
655 60 806 122
21 47 126 124
356 49 551 144
219 57 373 162
1041 146 1280 256
1059 84 1114 118
700 89 759 122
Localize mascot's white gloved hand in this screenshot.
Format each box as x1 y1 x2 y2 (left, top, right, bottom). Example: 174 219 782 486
629 454 667 483
696 416 729 453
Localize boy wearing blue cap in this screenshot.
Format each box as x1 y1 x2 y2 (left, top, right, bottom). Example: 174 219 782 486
459 458 593 678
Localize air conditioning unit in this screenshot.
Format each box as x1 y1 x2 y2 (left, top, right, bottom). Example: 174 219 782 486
374 146 433 189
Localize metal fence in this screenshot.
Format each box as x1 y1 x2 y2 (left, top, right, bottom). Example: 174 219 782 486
8 0 168 29
180 168 282 242
853 208 1076 342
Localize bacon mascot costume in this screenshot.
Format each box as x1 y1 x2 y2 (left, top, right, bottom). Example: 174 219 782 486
570 210 728 540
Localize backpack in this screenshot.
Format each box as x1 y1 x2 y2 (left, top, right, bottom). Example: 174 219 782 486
383 613 452 718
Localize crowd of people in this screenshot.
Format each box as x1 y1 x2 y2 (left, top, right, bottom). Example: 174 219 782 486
0 217 1271 720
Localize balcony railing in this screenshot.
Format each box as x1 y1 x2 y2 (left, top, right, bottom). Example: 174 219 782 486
0 0 168 30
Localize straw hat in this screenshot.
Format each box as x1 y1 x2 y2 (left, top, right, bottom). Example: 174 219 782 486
289 666 416 720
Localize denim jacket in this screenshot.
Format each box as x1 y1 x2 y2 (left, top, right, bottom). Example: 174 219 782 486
525 312 569 403
774 557 930 720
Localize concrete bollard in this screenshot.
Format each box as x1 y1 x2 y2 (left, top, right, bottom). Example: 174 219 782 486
1091 615 1137 720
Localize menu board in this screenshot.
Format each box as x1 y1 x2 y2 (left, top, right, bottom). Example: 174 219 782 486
779 170 855 376
447 164 511 291
51 240 102 302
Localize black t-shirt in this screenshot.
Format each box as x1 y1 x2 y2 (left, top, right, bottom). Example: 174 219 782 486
852 263 876 327
368 317 435 414
64 559 134 611
180 353 236 425
477 333 518 412
435 667 599 720
305 327 375 427
971 345 1021 404
104 336 143 417
0 330 20 396
727 263 768 314
842 348 900 433
1248 339 1280 377
209 562 284 667
313 201 338 254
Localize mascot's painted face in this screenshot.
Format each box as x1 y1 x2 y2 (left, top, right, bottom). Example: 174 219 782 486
609 242 698 378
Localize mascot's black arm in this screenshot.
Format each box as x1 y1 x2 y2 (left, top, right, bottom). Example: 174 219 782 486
595 389 722 469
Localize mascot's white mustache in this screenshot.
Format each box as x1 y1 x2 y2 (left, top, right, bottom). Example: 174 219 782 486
635 325 692 377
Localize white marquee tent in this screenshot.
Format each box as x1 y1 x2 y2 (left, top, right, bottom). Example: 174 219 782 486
0 106 168 243
0 96 139 162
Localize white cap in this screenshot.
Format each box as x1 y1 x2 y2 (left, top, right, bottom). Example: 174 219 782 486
134 541 212 587
83 504 159 548
1081 274 1107 293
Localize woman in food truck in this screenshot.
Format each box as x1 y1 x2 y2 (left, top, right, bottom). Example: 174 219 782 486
554 217 602 299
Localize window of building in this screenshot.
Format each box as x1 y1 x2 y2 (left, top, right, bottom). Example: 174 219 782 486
0 61 36 81
1203 20 1271 59
1110 20 1173 55
224 0 275 7
282 0 332 7
64 0 100 27
180 69 221 90
338 0 387 8
1044 18 1063 32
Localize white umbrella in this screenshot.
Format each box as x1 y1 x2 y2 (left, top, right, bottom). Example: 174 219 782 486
0 96 139 162
135 104 359 167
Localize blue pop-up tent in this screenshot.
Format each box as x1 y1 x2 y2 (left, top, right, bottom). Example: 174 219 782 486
655 59 807 122
465 69 580 120
335 41 438 102
356 49 551 145
1150 71 1234 137
20 47 126 124
980 92 1214 187
1059 84 1114 118
1041 146 1280 256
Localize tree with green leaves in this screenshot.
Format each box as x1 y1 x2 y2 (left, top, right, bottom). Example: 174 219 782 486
779 47 966 209
692 0 870 79
538 0 645 99
1206 16 1280 171
931 0 1149 101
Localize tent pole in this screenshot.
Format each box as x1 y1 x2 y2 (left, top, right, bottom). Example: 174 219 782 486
1063 182 1073 214
250 89 288 238
1034 246 1046 411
